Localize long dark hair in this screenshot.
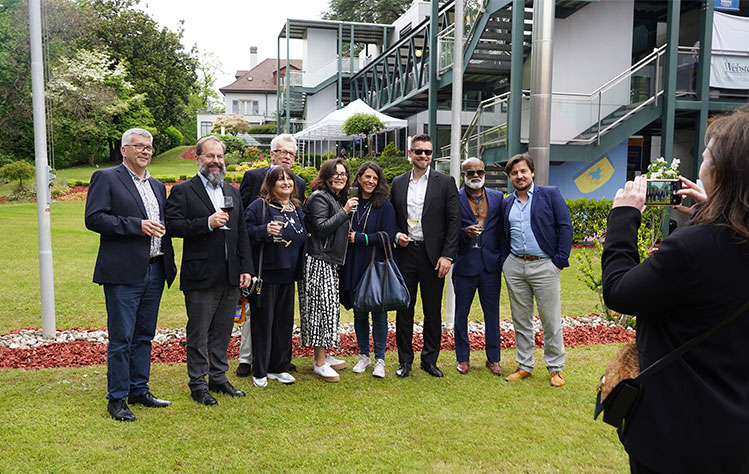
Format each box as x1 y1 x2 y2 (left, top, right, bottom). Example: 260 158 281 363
259 166 301 208
689 109 749 243
354 161 388 207
310 158 349 205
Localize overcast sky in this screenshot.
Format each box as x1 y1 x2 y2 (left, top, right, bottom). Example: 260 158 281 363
137 0 330 91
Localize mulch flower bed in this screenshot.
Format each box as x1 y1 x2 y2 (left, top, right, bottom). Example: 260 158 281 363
0 326 634 370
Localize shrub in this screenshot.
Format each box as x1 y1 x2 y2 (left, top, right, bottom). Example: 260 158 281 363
235 174 243 183
224 151 242 166
290 165 319 196
71 179 90 187
251 159 270 169
247 124 277 134
153 126 183 153
179 175 188 181
217 135 246 155
226 164 237 172
381 141 400 158
224 175 234 184
6 183 36 202
154 176 177 183
0 160 35 187
565 198 612 243
211 114 251 135
243 146 262 162
50 177 70 198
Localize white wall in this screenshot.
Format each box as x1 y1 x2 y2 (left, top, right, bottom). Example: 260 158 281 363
305 82 338 124
391 1 431 45
303 28 338 88
224 92 277 120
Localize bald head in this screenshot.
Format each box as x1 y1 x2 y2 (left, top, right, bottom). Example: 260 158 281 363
462 157 483 172
462 157 486 191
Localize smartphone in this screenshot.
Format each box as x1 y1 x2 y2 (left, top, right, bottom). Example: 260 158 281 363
348 186 359 200
645 179 682 206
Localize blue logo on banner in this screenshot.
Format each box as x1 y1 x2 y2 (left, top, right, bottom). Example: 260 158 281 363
715 0 739 12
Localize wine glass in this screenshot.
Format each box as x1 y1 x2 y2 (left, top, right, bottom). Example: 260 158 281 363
471 223 484 249
219 195 232 230
271 215 285 243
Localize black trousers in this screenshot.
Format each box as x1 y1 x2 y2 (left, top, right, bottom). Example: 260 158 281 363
250 281 295 378
395 244 445 365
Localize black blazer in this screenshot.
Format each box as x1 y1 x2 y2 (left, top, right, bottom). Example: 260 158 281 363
390 168 461 266
165 175 253 291
85 164 176 286
602 207 749 474
239 166 306 209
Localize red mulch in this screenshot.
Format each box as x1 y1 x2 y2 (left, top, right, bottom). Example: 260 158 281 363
180 147 197 160
0 326 634 370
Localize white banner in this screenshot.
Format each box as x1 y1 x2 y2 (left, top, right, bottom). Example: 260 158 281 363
711 12 749 89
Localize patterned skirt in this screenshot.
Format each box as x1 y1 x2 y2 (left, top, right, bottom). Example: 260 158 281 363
299 255 340 349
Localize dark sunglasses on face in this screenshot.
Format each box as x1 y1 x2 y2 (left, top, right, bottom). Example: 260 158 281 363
464 169 486 178
411 149 433 155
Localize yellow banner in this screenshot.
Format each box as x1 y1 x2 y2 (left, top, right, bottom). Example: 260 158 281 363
574 156 615 194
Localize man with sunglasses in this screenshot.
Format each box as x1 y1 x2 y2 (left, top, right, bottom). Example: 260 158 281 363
236 133 306 378
501 153 572 387
85 128 177 421
452 158 504 376
389 133 461 378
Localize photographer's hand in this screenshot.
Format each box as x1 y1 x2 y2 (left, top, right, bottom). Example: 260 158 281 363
613 175 646 213
673 176 706 217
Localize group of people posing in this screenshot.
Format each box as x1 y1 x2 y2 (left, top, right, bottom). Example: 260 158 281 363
85 128 573 423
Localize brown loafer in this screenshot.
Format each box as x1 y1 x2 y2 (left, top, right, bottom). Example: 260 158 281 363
505 368 532 382
486 361 503 376
456 361 470 374
550 371 565 387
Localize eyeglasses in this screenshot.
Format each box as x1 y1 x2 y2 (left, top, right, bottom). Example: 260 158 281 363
201 153 224 160
411 149 433 156
272 150 296 159
333 172 349 179
464 169 486 178
125 144 154 153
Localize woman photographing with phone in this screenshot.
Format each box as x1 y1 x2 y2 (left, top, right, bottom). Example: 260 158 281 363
601 109 749 474
339 162 396 378
301 158 358 382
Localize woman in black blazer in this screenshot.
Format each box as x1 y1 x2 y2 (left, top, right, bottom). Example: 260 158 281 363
244 166 307 387
601 109 749 474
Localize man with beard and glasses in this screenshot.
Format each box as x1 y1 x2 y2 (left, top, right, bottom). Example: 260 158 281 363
501 153 572 387
389 133 461 378
166 136 254 406
452 158 505 376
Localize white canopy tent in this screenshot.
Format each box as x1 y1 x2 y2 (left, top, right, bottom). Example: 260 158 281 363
293 99 407 165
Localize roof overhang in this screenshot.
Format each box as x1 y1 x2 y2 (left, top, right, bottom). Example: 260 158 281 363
278 19 394 44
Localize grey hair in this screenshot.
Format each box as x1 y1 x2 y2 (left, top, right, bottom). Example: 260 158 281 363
270 133 297 152
121 128 153 145
195 135 227 156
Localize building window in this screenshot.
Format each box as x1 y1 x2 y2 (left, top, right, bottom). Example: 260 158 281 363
233 100 260 115
201 121 212 136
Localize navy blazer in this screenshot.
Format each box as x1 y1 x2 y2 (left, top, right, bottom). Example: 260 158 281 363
501 184 573 269
85 164 176 286
165 175 253 291
390 168 461 266
454 187 504 277
239 166 306 209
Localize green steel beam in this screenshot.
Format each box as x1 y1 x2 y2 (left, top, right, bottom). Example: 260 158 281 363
693 0 713 178
285 19 290 133
508 0 524 159
338 23 343 108
428 0 439 148
660 0 680 162
277 36 281 132
351 25 355 81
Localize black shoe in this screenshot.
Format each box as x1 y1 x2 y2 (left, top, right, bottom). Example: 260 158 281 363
396 363 411 378
107 399 136 422
208 381 246 397
191 389 218 406
420 362 444 378
288 362 297 373
127 391 171 408
235 363 252 378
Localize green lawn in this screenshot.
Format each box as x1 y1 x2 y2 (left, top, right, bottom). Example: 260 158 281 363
0 201 601 334
0 345 627 473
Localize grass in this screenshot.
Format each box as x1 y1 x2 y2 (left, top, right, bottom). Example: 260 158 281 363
0 201 601 334
0 345 628 473
55 146 198 182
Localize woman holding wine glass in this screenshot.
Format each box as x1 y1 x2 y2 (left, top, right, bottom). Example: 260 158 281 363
339 162 396 378
244 166 307 387
301 158 358 382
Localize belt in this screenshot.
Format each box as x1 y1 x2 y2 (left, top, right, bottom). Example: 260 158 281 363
148 255 163 264
512 253 545 261
409 240 425 247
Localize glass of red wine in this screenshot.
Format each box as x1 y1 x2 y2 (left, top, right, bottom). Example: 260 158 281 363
219 195 232 230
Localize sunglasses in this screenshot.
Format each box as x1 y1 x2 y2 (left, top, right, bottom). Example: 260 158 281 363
464 170 486 178
410 149 433 156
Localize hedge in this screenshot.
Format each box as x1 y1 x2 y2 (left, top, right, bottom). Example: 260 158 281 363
565 197 612 243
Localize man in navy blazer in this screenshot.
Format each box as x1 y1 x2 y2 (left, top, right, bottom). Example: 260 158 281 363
501 153 572 387
236 133 306 378
85 128 177 422
452 158 504 376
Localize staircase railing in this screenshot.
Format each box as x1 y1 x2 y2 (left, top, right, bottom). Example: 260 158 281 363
457 91 510 158
437 0 488 72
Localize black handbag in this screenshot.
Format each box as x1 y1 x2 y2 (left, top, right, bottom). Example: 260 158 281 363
240 201 266 301
352 231 410 313
594 300 749 432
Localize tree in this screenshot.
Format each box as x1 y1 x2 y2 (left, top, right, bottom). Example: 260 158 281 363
0 160 35 187
323 0 412 25
211 114 252 136
342 113 385 156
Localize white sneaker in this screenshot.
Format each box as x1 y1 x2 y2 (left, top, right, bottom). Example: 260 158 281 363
325 355 346 370
373 359 386 378
268 372 296 384
313 362 340 382
252 376 268 387
352 354 371 373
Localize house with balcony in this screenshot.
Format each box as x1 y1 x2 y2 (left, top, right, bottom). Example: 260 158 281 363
278 0 749 198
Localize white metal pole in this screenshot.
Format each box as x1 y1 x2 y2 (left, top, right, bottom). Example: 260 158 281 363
29 0 56 338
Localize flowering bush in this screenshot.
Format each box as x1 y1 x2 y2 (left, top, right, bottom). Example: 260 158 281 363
646 157 680 179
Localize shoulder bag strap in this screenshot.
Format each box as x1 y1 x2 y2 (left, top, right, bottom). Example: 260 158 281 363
258 200 266 279
636 299 749 383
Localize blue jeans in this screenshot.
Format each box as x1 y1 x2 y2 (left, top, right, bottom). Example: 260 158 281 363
103 261 165 400
353 310 388 360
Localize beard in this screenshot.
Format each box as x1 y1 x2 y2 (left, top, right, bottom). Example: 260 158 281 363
465 176 485 190
199 161 226 186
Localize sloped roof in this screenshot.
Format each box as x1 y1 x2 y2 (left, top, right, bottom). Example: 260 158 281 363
220 59 302 94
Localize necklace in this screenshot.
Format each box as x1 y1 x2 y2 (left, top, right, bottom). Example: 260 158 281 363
354 201 373 231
